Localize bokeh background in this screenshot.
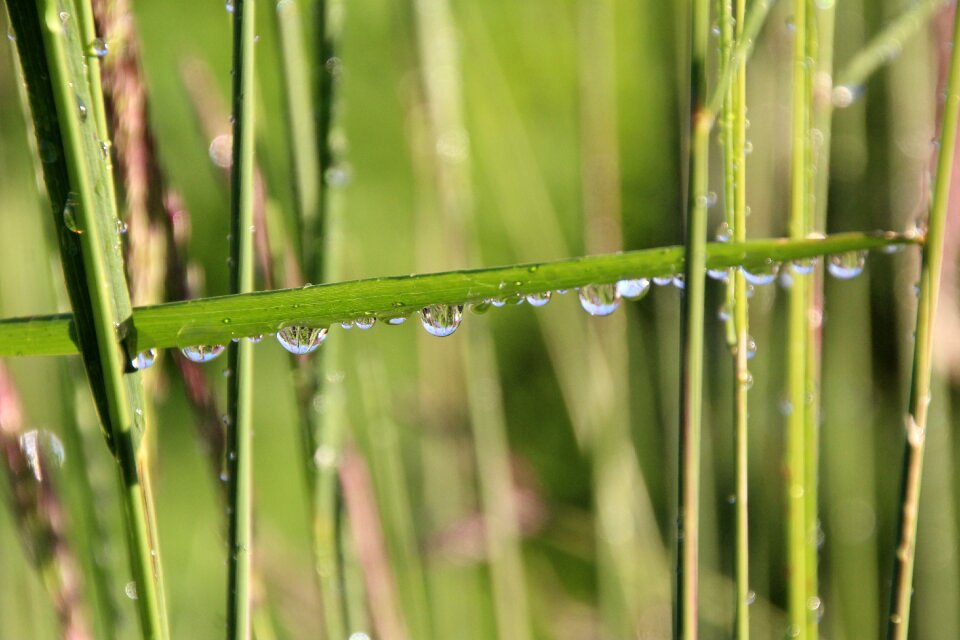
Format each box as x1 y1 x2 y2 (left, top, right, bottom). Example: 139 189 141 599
0 0 957 638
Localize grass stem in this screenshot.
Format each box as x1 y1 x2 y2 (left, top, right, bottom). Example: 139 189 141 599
887 5 960 638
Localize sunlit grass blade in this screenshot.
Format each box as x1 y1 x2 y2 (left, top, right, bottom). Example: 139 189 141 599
887 5 960 638
0 232 917 359
5 1 168 636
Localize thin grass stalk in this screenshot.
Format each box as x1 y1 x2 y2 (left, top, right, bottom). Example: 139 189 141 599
785 0 811 636
676 0 709 635
835 0 951 95
225 0 257 637
6 1 168 635
719 0 751 636
887 5 960 638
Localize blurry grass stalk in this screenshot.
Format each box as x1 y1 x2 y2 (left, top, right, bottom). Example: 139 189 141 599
720 0 750 636
835 0 952 95
412 0 533 636
786 0 815 636
225 0 257 637
676 0 709 635
887 4 960 638
5 0 169 635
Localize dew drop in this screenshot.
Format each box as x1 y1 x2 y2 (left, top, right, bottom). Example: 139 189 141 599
208 134 233 168
827 251 866 279
741 262 779 286
672 275 685 289
340 321 354 329
225 0 235 12
131 348 157 370
487 298 508 308
63 194 82 234
59 10 69 23
76 96 88 122
652 276 673 286
116 218 128 235
706 268 729 282
616 278 650 300
348 633 371 640
791 257 817 275
419 304 463 337
718 304 731 322
386 316 407 325
525 291 552 307
18 430 65 482
747 590 757 605
354 316 375 330
276 326 328 354
743 140 753 154
715 221 732 243
124 581 138 600
578 284 620 316
832 84 861 108
324 164 351 187
471 302 491 314
92 37 108 57
745 336 757 360
181 344 225 363
705 191 718 207
247 335 263 343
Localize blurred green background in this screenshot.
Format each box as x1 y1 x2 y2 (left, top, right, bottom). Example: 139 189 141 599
0 0 957 638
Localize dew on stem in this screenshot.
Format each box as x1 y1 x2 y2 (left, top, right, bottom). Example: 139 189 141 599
276 326 328 354
181 344 226 363
577 284 620 316
419 304 463 337
827 250 866 279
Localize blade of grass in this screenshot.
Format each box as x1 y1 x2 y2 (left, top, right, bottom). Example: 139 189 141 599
225 0 258 637
0 232 918 358
835 0 951 96
720 0 751 636
5 1 168 636
887 4 960 638
676 0 709 634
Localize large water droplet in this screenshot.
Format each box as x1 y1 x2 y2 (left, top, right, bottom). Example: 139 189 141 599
131 348 157 370
124 581 138 600
715 221 732 243
63 194 82 233
525 291 552 307
276 326 328 354
354 316 375 330
672 275 685 289
791 257 817 275
18 430 65 482
616 278 650 300
419 304 463 337
92 37 108 57
827 251 866 279
578 284 620 316
741 262 779 286
652 276 673 286
181 344 225 363
706 268 730 282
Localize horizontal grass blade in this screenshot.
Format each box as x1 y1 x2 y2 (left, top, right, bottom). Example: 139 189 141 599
0 232 917 358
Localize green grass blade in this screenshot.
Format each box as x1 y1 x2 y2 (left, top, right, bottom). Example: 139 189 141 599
676 0 709 635
836 0 950 95
5 1 168 636
225 0 258 637
887 5 960 638
0 233 917 359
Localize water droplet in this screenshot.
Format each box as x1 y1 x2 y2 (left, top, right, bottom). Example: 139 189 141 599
325 56 343 76
578 284 620 316
324 164 351 187
18 430 65 482
92 37 109 57
890 614 902 625
707 268 729 282
314 445 336 468
832 84 861 108
59 11 69 23
276 326 328 354
525 291 552 307
348 633 371 640
386 316 407 325
124 581 138 600
354 316 375 330
745 336 757 360
711 23 721 37
746 590 757 605
116 218 128 235
705 191 718 207
616 278 650 300
786 624 800 637
471 302 491 314
181 345 226 363
743 140 753 154
340 321 354 329
791 257 817 275
715 221 732 243
741 371 754 390
225 0 235 12
827 251 866 279
672 275 686 289
222 368 232 378
131 348 157 370
208 134 233 168
99 140 112 160
652 276 673 286
741 262 780 286
76 96 87 122
727 494 736 504
247 335 263 343
785 16 796 31
6 31 15 42
718 304 730 322
486 298 508 308
63 194 82 233
419 304 463 337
